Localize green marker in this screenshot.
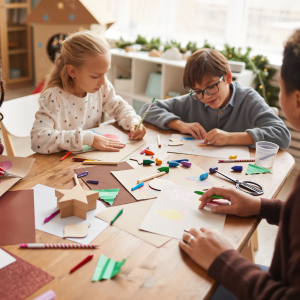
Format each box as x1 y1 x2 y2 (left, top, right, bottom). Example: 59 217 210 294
157 166 169 173
194 191 223 199
143 159 155 165
110 208 123 225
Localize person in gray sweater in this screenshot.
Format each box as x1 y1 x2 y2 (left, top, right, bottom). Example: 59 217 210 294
140 49 290 149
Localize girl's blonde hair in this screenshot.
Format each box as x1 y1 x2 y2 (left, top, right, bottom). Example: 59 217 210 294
43 30 110 94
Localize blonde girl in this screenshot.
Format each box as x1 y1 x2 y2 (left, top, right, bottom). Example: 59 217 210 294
31 30 146 154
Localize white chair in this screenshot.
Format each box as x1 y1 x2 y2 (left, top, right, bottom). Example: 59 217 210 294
0 93 40 156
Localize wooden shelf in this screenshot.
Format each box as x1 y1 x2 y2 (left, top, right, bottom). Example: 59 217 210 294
8 48 27 55
8 26 27 32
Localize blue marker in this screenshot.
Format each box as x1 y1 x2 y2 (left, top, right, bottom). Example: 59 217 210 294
200 172 208 181
131 182 144 191
86 180 99 184
167 159 189 163
77 171 88 178
169 162 179 167
231 166 243 172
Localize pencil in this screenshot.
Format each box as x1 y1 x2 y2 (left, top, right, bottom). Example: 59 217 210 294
134 98 155 132
157 135 161 148
19 244 99 249
137 171 166 183
110 208 123 225
218 159 255 163
70 254 93 274
61 151 71 161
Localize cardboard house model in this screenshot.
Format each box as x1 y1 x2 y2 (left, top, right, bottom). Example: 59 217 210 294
25 0 115 84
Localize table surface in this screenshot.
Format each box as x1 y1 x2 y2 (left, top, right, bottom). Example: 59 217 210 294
4 123 295 300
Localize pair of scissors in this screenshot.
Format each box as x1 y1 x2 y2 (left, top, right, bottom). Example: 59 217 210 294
0 167 22 178
209 167 264 196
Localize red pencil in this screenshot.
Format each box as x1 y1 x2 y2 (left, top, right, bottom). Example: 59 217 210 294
61 151 71 161
70 254 93 274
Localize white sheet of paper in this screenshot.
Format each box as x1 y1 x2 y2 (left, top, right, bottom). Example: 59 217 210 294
139 184 226 239
167 134 250 159
0 249 16 270
32 184 109 244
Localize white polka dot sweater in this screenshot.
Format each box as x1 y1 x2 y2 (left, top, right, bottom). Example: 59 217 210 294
31 79 141 154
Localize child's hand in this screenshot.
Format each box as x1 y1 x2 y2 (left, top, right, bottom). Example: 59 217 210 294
204 129 230 145
178 122 207 139
92 135 125 152
128 123 146 140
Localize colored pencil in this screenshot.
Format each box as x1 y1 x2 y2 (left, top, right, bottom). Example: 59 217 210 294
110 208 123 225
157 135 161 148
61 151 71 161
19 244 99 249
134 98 155 132
194 191 223 199
44 209 60 223
70 254 93 274
82 161 118 165
137 171 166 183
131 182 144 191
218 159 255 163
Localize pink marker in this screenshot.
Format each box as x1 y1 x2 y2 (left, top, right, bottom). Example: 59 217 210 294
33 290 56 300
44 209 60 223
140 147 149 154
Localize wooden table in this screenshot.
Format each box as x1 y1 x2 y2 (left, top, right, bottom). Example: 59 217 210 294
4 123 295 300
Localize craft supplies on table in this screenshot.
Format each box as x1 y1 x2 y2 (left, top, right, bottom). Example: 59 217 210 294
131 182 144 191
137 171 167 183
110 208 123 225
44 209 60 224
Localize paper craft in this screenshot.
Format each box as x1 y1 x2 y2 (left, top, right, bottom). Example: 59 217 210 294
130 154 152 165
92 254 126 281
246 164 271 175
0 248 54 300
56 175 99 219
111 162 221 201
0 155 35 197
168 138 184 146
73 126 148 162
95 189 120 206
0 249 16 270
96 200 171 247
32 184 108 244
149 179 175 191
0 190 35 246
63 223 91 238
139 184 226 239
167 134 250 159
75 162 137 206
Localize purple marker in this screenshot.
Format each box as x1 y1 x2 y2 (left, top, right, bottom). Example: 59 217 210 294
87 180 99 184
77 171 88 178
44 209 60 223
181 161 191 168
231 166 243 172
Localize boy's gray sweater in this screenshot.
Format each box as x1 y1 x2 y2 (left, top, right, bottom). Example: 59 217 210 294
139 82 290 149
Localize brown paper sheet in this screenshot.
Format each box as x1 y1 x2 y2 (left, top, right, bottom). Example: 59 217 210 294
0 190 36 246
74 162 137 206
96 200 171 247
0 248 54 300
0 155 35 198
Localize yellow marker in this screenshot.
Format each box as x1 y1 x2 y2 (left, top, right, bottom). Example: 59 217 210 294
229 154 237 159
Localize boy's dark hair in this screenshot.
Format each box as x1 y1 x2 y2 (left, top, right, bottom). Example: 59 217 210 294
183 48 230 89
281 29 300 94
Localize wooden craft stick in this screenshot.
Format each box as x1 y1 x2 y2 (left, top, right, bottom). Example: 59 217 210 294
74 174 80 186
82 161 118 165
137 171 166 183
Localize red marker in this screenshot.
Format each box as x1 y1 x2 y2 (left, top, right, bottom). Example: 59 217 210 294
61 151 71 161
69 254 93 274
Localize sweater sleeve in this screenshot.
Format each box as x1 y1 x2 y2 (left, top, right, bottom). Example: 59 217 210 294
258 198 283 225
139 95 191 130
30 91 94 154
244 90 291 149
102 79 141 130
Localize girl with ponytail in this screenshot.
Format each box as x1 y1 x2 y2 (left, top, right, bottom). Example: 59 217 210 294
31 30 145 154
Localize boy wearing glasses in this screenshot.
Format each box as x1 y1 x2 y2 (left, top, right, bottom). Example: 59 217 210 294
139 48 290 148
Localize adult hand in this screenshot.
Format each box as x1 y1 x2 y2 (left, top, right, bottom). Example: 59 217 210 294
199 187 261 217
204 129 230 146
178 122 207 140
179 228 233 270
91 134 125 152
129 123 146 140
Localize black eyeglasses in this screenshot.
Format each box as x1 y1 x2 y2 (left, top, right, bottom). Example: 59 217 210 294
189 75 224 100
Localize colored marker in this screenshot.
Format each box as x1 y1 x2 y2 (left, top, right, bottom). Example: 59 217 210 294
61 151 71 161
194 191 223 199
157 135 161 148
135 98 155 132
168 162 179 167
145 149 155 156
231 166 243 172
181 161 191 168
86 180 99 184
70 254 93 274
131 182 144 191
143 159 155 165
140 147 149 155
77 171 88 178
218 159 255 163
110 208 123 225
167 159 189 163
44 209 60 223
19 244 99 249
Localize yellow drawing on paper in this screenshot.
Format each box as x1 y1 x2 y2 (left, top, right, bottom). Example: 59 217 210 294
156 209 185 223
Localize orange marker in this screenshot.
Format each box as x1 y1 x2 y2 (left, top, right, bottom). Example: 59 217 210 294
61 151 71 161
145 149 155 156
155 158 162 165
